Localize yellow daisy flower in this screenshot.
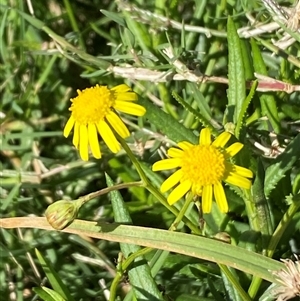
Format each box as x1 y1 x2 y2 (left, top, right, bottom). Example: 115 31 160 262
63 84 146 161
152 128 253 213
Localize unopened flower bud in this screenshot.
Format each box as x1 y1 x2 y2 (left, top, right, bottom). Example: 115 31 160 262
45 199 83 230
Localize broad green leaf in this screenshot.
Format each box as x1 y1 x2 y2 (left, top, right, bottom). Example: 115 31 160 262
138 97 198 144
106 174 163 301
2 217 284 284
227 16 246 124
35 249 74 301
265 134 300 197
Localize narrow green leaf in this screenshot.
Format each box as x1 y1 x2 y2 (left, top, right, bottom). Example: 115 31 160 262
172 91 214 130
120 27 135 50
240 39 254 81
235 80 257 139
227 16 246 124
0 7 9 62
13 8 110 69
106 174 163 301
15 9 45 29
122 11 152 53
35 249 74 301
250 39 280 133
207 277 224 300
100 10 126 27
33 287 56 301
138 97 198 144
265 134 300 197
187 82 212 121
0 183 21 211
33 287 66 301
3 217 284 284
172 91 218 135
292 173 300 195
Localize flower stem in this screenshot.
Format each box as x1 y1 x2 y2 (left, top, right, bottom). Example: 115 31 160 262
169 193 193 231
220 265 252 301
267 194 300 258
79 181 143 205
118 135 201 235
109 248 153 301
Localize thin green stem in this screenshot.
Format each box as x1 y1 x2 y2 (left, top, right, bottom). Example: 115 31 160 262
220 265 252 301
63 0 86 51
244 189 260 232
80 181 143 205
255 37 300 68
118 135 201 235
109 248 153 301
170 194 193 231
110 196 196 299
267 197 300 258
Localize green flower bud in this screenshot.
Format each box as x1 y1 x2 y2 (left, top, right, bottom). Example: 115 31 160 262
45 199 83 230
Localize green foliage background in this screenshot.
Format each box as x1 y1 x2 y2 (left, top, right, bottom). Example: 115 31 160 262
1 0 300 300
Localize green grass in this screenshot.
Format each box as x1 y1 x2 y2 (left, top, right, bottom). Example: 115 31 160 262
1 0 300 300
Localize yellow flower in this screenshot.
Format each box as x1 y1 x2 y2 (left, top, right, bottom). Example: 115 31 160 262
152 128 253 213
63 84 146 161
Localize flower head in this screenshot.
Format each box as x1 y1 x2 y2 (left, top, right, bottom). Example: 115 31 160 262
64 84 146 161
45 199 83 230
272 255 300 301
152 128 253 213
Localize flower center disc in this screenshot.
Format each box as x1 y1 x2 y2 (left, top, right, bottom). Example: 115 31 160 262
181 145 226 186
70 85 115 124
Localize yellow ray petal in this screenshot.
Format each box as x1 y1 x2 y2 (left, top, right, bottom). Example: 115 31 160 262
72 122 80 148
202 185 213 213
114 101 146 116
63 116 75 138
106 111 130 138
111 83 137 100
79 124 89 161
177 141 193 150
88 123 101 159
225 173 252 189
199 128 211 145
161 169 182 193
97 120 120 153
213 131 231 148
167 181 191 205
214 182 228 213
111 84 131 93
226 142 243 157
233 165 253 178
115 92 138 101
152 158 181 171
167 147 184 158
